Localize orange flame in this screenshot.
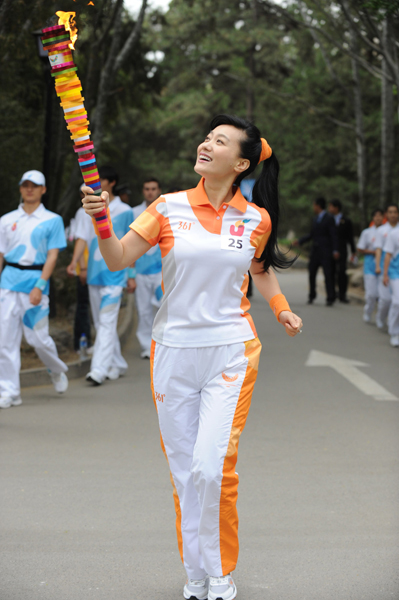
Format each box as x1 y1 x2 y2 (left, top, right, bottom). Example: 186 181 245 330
56 11 78 50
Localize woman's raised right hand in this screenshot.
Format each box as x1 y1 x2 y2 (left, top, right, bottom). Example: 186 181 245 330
81 186 109 217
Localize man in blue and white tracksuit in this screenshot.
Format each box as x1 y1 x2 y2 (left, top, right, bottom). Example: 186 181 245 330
67 166 135 384
132 178 163 358
357 208 384 323
383 225 399 347
375 205 399 329
0 170 68 408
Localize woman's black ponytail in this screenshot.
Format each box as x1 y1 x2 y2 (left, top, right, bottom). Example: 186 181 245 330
209 114 296 272
252 153 296 271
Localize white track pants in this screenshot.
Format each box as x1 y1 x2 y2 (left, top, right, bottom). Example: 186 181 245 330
376 275 391 325
150 337 262 579
135 273 162 352
387 279 399 336
363 274 379 320
88 285 128 381
0 289 67 397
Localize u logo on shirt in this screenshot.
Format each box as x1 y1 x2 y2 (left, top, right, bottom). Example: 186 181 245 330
230 219 251 237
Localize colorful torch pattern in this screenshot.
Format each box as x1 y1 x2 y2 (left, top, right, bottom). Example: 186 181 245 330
40 23 112 239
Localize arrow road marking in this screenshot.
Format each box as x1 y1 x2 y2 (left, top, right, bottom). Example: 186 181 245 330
306 350 398 401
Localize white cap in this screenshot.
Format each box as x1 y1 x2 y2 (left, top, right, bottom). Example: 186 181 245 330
19 170 46 186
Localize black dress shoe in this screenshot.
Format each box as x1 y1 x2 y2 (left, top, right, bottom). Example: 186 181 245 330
340 298 350 304
307 299 314 304
326 300 334 306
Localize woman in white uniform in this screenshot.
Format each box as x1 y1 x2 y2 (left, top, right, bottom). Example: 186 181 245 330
82 115 303 600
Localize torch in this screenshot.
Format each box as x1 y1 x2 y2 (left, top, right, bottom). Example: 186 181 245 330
40 14 112 239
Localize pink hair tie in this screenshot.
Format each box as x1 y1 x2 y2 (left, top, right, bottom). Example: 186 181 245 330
258 137 272 164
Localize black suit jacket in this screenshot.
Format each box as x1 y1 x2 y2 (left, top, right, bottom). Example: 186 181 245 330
299 212 338 254
336 215 356 257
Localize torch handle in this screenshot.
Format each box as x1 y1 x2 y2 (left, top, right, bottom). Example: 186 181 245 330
91 204 113 240
78 166 112 240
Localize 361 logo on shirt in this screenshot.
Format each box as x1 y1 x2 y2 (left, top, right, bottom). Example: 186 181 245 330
155 391 165 403
178 221 195 231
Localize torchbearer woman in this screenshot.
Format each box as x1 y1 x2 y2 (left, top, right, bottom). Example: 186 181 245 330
82 115 303 600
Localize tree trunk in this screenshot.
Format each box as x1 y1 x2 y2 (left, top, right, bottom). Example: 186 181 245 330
92 0 148 152
113 0 148 75
53 113 71 219
92 0 124 152
85 0 121 114
0 0 13 37
346 4 367 228
380 18 395 207
57 161 83 219
246 50 255 122
246 0 258 122
351 59 367 227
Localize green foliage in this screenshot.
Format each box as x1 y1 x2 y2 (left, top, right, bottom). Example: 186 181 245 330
0 0 398 238
362 0 399 17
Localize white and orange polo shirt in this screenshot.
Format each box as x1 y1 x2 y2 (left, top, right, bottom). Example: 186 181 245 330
130 177 271 348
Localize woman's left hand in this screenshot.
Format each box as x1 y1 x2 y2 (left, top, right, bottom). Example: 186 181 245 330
279 311 303 337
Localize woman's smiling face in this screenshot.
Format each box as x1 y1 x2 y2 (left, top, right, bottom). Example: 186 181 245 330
194 125 249 180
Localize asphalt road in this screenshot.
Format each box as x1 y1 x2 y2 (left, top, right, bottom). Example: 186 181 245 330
1 270 398 600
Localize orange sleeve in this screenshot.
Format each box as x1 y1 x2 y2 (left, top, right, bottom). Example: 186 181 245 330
250 208 272 258
130 197 166 247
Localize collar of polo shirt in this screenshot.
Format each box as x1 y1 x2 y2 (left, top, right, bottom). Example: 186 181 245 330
18 203 46 218
189 178 247 213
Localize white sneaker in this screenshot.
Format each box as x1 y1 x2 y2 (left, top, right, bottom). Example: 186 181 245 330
107 367 127 380
183 577 208 600
390 335 399 347
85 370 104 385
363 314 371 323
208 575 237 600
376 317 384 329
107 367 120 380
0 394 22 408
140 350 151 359
49 371 68 394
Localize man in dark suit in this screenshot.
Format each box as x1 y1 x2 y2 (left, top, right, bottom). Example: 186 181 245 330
295 197 339 306
328 199 356 303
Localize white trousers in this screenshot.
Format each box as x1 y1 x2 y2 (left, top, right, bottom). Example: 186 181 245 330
376 275 391 325
363 274 379 319
0 289 67 397
135 273 162 352
88 285 128 380
151 337 262 579
387 279 399 336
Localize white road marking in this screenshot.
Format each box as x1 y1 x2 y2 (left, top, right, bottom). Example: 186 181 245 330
306 350 398 401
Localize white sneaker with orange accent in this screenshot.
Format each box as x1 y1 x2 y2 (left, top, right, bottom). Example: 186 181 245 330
208 575 237 600
183 577 209 600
